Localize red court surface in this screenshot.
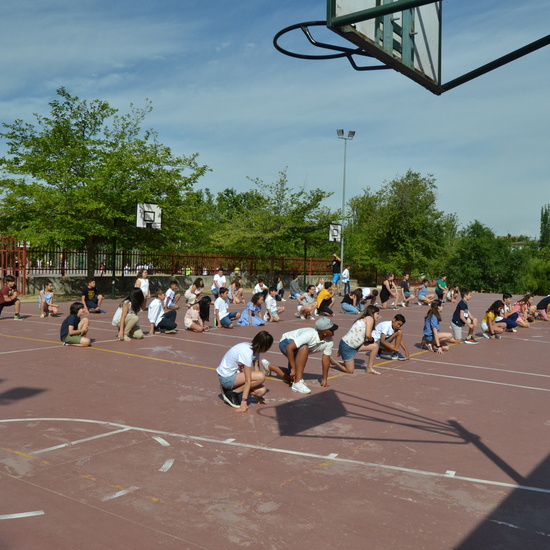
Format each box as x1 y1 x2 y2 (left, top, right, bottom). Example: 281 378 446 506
1 292 549 549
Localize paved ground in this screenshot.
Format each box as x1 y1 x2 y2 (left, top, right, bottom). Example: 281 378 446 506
1 292 549 549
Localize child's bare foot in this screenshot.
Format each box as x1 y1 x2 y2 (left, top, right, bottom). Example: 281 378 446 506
257 396 269 405
366 367 381 375
320 379 329 387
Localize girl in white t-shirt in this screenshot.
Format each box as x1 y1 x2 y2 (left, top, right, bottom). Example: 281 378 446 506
216 331 274 413
338 305 380 375
135 269 150 310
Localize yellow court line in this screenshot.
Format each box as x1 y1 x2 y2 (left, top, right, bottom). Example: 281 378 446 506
0 331 439 382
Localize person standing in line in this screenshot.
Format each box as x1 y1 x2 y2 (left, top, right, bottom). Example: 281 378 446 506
341 264 351 295
330 253 342 295
135 269 150 310
211 267 226 298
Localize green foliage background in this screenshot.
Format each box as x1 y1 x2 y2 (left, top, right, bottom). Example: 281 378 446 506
0 88 548 293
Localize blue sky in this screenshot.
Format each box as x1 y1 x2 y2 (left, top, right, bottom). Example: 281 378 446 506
1 0 549 237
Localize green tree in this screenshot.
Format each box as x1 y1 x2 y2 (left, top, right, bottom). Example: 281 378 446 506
209 169 336 259
346 170 458 276
0 87 209 276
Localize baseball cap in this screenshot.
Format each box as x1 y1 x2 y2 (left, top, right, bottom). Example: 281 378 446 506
315 317 338 332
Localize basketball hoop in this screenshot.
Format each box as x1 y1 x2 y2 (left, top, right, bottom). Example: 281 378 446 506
273 21 391 71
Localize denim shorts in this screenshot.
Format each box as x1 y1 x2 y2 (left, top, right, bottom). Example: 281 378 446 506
338 339 357 361
218 372 237 390
220 312 237 327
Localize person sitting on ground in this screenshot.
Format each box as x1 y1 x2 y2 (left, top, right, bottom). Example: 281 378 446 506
0 275 23 320
237 292 266 326
274 275 286 301
184 278 204 305
451 288 479 344
422 300 456 353
481 300 507 338
264 286 285 322
372 314 410 360
536 294 550 322
215 287 241 329
60 302 91 347
253 279 269 299
338 305 380 375
216 331 274 412
112 288 145 341
278 317 339 393
341 288 363 314
184 296 211 332
435 274 448 302
315 277 325 294
81 279 105 314
148 288 178 334
229 276 244 304
446 284 460 304
512 293 536 325
499 293 525 330
296 285 317 319
289 274 302 299
316 281 335 317
400 273 415 308
164 280 181 311
39 280 60 318
416 279 435 306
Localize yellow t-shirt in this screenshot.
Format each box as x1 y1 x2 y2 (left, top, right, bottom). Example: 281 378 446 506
316 288 331 307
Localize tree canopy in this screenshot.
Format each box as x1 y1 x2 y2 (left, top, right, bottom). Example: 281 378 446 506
0 87 209 273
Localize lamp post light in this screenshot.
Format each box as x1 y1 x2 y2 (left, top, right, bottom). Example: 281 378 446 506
336 129 355 270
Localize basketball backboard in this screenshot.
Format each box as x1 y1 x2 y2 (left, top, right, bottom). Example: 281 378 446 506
327 0 442 94
136 203 162 230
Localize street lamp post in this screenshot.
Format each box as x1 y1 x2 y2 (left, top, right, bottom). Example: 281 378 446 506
336 129 355 271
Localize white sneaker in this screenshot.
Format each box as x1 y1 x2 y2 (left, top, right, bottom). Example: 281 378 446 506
260 359 271 376
291 379 311 394
281 298 287 302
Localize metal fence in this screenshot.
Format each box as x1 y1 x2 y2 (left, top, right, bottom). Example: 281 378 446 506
19 248 335 278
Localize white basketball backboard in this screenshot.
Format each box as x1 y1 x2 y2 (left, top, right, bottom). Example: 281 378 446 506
136 203 162 230
327 0 442 94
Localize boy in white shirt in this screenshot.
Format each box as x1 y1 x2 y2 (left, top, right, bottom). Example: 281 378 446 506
164 280 181 310
372 314 409 360
211 268 226 298
277 317 338 393
215 287 241 329
264 287 285 322
148 288 177 334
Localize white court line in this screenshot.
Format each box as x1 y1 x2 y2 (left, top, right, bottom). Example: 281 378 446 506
101 486 139 501
380 367 550 392
153 436 170 447
2 417 550 496
417 358 550 378
31 427 132 455
0 510 45 520
159 458 174 472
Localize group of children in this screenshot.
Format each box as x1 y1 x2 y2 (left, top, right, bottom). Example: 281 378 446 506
3 273 549 417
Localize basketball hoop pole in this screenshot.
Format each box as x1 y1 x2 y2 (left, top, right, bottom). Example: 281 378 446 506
442 33 550 92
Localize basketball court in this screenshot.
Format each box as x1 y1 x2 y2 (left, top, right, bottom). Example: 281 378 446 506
1 293 549 549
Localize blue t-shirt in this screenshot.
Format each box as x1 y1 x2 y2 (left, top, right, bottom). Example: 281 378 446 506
423 314 440 338
417 284 428 299
452 299 468 327
60 313 79 341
